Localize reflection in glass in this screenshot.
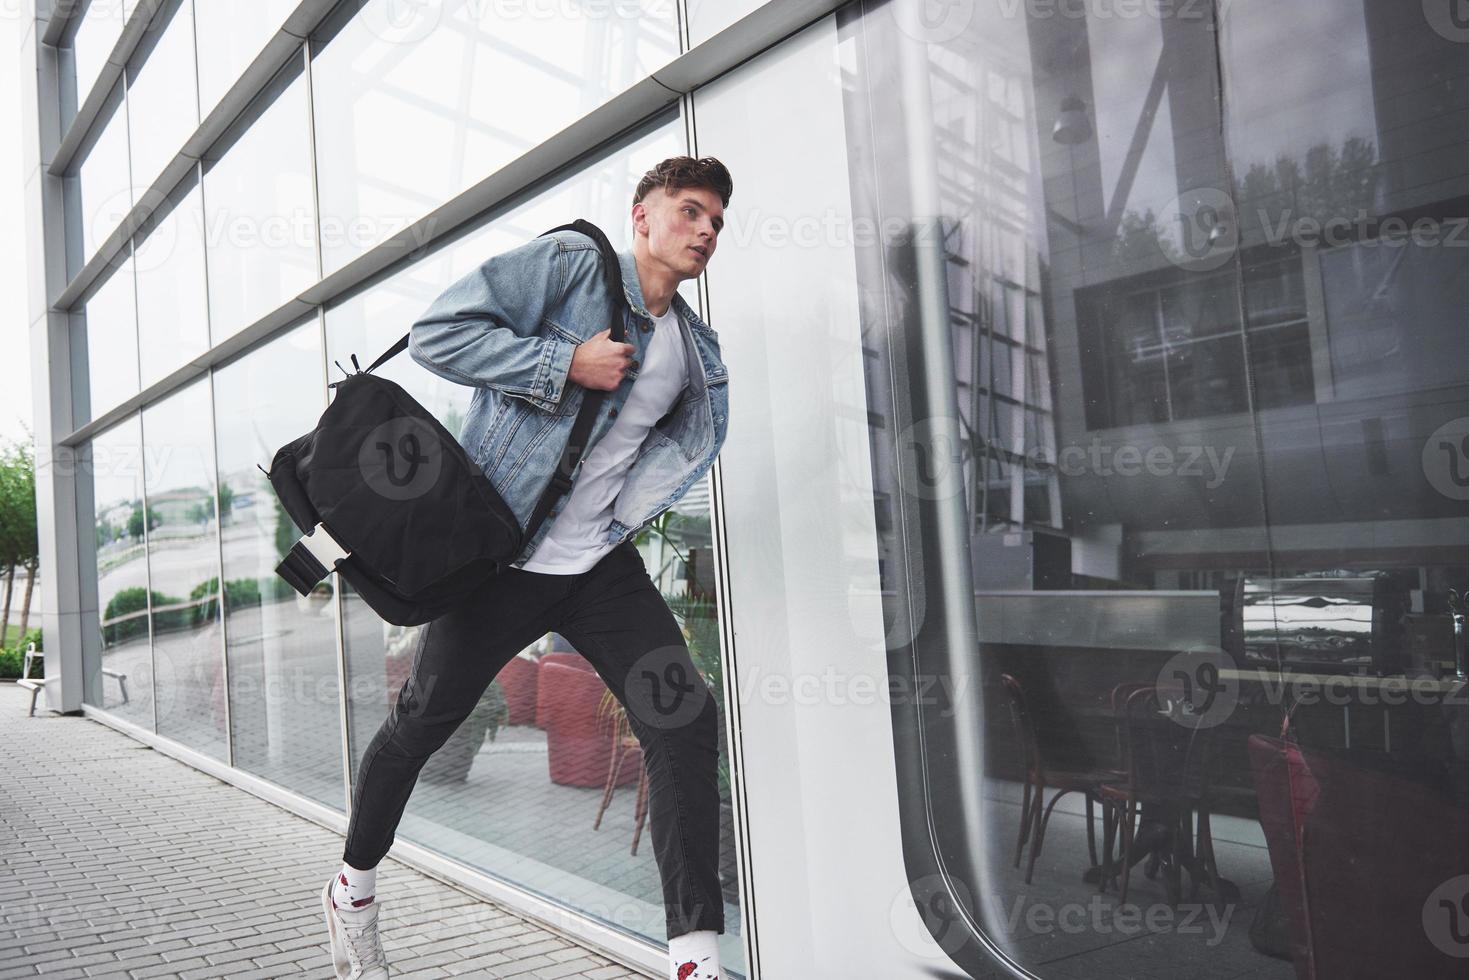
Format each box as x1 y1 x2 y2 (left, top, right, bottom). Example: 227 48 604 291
327 118 740 957
143 378 226 761
74 249 139 424
202 52 317 344
214 319 343 810
135 174 210 390
839 0 1278 975
836 0 1469 976
307 0 679 274
84 414 154 730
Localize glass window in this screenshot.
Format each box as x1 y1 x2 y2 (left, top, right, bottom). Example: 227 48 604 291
213 318 344 811
201 50 317 344
73 248 139 424
327 117 739 959
82 413 155 732
763 0 1469 976
69 0 135 112
67 77 133 271
124 0 199 194
193 0 298 119
686 0 760 49
135 172 210 390
306 0 680 274
142 377 226 762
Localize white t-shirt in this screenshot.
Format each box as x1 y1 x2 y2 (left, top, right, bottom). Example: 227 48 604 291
519 301 689 574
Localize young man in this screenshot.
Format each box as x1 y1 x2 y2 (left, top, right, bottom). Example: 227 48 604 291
320 156 733 980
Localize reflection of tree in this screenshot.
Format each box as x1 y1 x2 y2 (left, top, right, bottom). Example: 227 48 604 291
1112 136 1380 258
128 503 160 538
273 491 297 562
1113 208 1180 266
1236 137 1377 233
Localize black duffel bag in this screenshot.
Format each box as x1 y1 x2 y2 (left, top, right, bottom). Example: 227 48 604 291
261 217 626 626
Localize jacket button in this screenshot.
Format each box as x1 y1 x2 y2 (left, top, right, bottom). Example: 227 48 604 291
630 359 639 369
609 407 619 418
640 321 651 332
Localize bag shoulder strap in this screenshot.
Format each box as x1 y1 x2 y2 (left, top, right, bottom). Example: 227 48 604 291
349 218 629 557
354 217 626 375
518 219 627 550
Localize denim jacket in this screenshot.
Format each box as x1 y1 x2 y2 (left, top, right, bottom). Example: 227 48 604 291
407 229 730 568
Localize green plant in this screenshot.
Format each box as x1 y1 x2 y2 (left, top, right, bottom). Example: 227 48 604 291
0 627 42 680
102 587 152 646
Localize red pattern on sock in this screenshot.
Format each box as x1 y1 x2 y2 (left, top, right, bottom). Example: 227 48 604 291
335 871 374 909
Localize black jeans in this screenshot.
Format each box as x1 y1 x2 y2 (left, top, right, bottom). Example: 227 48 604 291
341 539 725 939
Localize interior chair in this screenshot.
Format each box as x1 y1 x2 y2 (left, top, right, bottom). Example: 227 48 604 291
1000 672 1119 885
592 705 650 854
1098 682 1228 905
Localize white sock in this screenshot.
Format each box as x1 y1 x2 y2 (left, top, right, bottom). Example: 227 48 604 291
332 861 377 910
668 928 720 980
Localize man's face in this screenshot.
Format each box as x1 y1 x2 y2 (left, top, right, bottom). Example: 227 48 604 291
634 185 724 279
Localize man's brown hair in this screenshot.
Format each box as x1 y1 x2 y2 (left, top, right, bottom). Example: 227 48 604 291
633 156 733 209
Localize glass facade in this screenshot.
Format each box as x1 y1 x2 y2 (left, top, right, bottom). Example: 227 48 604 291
308 0 681 274
833 0 1469 976
193 0 298 119
201 52 318 345
62 0 738 972
213 319 344 810
84 413 154 732
50 0 1469 975
72 248 138 424
134 173 210 390
141 377 225 762
66 77 132 272
122 0 197 196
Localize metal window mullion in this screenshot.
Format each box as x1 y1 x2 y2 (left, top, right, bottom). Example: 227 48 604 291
318 302 352 818
301 40 323 284
138 410 156 734
206 366 232 768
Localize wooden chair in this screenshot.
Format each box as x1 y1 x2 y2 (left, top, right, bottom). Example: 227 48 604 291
593 708 650 855
1000 673 1119 884
1098 682 1230 905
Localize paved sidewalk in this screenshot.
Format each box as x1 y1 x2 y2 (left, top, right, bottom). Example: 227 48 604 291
0 684 657 979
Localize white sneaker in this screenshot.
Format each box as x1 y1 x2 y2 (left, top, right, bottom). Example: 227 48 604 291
321 875 390 979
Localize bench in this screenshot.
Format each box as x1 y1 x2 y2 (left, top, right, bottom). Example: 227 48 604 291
16 643 129 716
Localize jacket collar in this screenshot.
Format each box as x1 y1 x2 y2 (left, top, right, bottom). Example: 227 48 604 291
615 247 710 331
